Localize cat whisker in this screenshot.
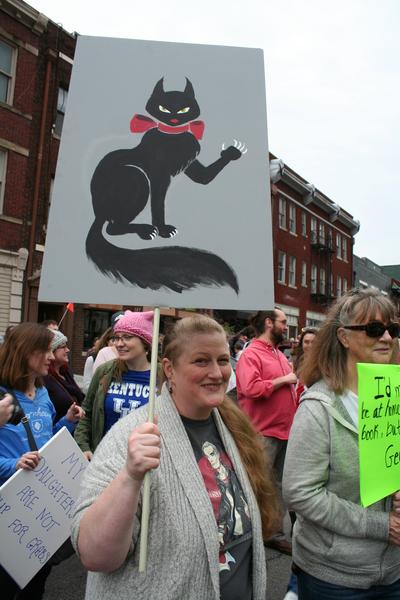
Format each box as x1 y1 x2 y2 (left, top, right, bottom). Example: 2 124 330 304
242 147 248 154
233 139 238 148
221 143 225 150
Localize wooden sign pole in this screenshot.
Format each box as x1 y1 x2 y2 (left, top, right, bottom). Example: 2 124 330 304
139 306 160 572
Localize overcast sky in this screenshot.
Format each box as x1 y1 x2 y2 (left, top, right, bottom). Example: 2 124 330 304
30 0 400 265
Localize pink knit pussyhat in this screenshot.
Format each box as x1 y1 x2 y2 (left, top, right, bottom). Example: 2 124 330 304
113 310 153 345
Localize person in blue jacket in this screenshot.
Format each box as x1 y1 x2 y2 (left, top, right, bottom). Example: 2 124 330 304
0 322 83 600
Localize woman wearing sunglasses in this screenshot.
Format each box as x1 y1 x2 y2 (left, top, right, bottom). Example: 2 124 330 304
74 311 152 461
283 288 400 599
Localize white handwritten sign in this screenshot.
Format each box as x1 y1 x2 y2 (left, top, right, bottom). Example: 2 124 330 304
0 427 87 589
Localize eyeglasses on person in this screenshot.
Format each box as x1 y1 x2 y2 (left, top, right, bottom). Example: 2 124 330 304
112 334 135 343
342 321 400 339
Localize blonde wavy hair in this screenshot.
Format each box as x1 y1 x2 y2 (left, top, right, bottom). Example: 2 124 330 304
161 314 280 539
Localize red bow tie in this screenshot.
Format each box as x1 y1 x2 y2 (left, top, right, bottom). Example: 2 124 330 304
130 114 204 140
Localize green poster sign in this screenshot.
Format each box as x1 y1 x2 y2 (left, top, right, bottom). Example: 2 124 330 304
358 363 400 507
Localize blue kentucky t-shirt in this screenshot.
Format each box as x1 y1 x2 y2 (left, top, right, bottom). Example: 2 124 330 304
103 370 150 434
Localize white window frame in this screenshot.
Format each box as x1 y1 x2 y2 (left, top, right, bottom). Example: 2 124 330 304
278 251 286 284
320 267 326 294
311 264 317 294
278 197 287 229
310 217 317 244
327 228 333 251
343 278 348 294
336 233 342 259
342 237 347 261
337 275 342 297
301 211 307 237
288 256 296 287
0 38 16 105
289 204 296 234
54 87 68 136
319 222 325 245
301 261 307 287
0 148 7 213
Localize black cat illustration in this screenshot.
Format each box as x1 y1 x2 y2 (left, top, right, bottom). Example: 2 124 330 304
86 77 246 293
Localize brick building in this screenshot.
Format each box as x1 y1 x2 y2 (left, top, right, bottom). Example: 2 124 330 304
269 156 359 339
0 0 361 371
0 0 74 331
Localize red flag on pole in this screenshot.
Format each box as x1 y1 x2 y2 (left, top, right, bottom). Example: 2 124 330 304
66 303 74 313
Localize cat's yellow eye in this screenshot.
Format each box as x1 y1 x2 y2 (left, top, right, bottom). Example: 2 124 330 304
177 107 190 114
159 105 171 113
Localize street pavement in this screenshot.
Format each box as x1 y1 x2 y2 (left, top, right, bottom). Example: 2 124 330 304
43 547 292 600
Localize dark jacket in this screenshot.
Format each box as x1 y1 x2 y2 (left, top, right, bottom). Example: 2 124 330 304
44 366 85 422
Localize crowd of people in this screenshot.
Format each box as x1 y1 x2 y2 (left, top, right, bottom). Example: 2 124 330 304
0 287 399 599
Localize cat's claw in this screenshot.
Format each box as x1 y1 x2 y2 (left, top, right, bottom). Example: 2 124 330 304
221 141 248 156
137 225 159 240
157 224 178 238
234 140 248 153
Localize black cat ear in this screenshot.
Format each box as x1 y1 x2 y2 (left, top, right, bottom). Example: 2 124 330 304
184 77 195 97
153 78 165 95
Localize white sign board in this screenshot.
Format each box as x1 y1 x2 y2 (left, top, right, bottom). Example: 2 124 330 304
0 428 87 589
39 36 274 311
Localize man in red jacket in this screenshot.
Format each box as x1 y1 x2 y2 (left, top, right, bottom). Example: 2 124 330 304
236 308 297 555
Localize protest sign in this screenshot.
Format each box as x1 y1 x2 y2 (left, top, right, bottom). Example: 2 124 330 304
0 428 87 589
358 363 400 507
39 36 273 311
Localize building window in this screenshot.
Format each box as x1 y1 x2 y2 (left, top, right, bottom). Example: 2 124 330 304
320 267 326 294
301 211 307 236
319 222 325 245
54 87 68 136
343 278 348 294
288 256 296 287
83 308 113 350
311 264 317 293
48 177 55 209
301 261 307 287
278 198 287 229
0 39 15 104
329 272 334 296
342 237 347 261
327 228 333 250
278 251 286 284
337 275 342 297
0 148 6 213
310 217 317 244
289 204 296 234
336 233 342 258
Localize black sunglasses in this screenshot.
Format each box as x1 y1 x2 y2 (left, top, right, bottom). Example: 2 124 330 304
343 321 400 339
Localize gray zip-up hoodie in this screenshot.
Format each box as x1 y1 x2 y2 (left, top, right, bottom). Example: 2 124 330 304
282 379 400 589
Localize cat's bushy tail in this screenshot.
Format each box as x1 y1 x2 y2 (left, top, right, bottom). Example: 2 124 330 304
86 218 239 293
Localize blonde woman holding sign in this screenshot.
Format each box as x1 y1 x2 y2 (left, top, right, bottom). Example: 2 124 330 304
283 288 400 599
72 315 279 600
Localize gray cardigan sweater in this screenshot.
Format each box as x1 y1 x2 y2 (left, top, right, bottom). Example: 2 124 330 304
283 380 400 589
71 386 266 600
